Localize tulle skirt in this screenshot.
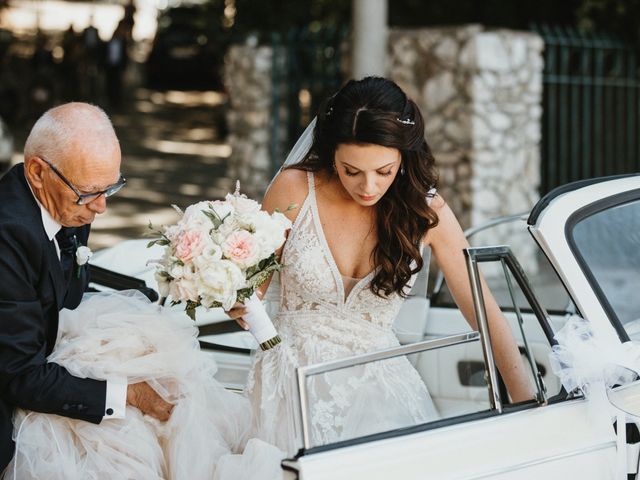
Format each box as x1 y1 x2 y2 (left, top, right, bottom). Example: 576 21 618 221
3 291 285 480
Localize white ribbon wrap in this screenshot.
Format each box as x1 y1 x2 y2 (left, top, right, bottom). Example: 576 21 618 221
243 294 281 350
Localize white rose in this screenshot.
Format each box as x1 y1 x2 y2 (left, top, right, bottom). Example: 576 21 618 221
182 201 210 220
208 200 234 220
212 216 241 244
75 246 93 266
170 276 199 302
225 193 261 215
167 264 199 302
169 263 185 279
271 211 292 232
250 211 290 258
199 242 223 263
197 259 246 310
180 201 215 232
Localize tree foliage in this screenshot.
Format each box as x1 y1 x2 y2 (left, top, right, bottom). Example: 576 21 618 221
225 0 640 43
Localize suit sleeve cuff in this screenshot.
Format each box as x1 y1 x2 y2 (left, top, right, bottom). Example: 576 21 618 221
104 379 127 420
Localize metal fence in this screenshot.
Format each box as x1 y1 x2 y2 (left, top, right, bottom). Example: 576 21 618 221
269 26 348 175
532 25 640 193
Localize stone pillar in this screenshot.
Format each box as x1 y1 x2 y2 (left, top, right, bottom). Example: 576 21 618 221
223 43 274 198
352 0 388 78
388 26 543 231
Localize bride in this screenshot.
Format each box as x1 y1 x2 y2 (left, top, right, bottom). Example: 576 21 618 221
234 76 534 455
5 77 533 479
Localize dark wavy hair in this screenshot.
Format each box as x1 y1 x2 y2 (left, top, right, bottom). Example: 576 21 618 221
288 76 439 297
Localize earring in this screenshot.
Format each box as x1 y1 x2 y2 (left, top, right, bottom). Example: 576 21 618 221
400 164 405 175
332 161 337 173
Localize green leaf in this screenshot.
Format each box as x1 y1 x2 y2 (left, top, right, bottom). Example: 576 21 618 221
203 209 223 229
147 238 170 248
246 258 284 289
236 287 254 304
185 300 199 321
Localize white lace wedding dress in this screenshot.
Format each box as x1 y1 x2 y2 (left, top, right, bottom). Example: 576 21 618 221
4 172 437 479
245 172 439 455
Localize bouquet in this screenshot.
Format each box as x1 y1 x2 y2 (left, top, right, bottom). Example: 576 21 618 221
148 182 292 350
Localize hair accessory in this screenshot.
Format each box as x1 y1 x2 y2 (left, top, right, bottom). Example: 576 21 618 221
396 117 415 126
326 106 334 117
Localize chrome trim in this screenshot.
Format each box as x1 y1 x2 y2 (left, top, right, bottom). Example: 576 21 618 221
296 331 480 450
460 441 616 479
300 332 479 377
500 258 547 403
296 364 312 450
464 246 553 406
465 249 503 413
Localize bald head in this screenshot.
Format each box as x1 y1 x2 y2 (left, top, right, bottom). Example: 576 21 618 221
24 102 120 170
23 103 123 227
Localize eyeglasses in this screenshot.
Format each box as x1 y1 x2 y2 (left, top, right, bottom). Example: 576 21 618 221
40 157 126 205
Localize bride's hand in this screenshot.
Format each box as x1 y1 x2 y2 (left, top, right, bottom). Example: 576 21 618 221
226 302 249 330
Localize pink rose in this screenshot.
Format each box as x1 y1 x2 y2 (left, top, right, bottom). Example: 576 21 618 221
175 230 205 263
222 230 258 267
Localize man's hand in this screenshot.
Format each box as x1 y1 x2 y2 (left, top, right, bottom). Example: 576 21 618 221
126 382 174 422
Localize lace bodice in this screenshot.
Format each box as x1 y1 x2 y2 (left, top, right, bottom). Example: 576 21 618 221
278 172 410 333
246 172 438 454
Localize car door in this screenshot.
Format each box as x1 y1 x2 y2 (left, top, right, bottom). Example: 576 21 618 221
283 250 616 479
420 215 573 416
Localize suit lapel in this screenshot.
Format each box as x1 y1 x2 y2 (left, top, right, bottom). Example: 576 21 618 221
13 165 67 310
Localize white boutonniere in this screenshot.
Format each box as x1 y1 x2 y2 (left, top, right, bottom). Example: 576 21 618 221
76 245 93 277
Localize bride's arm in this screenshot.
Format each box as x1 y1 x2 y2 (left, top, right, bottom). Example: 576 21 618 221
227 168 308 327
424 195 535 403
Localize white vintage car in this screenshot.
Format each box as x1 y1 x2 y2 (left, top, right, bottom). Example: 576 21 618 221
91 174 640 479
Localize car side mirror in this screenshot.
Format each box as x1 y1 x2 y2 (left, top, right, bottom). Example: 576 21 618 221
607 367 640 418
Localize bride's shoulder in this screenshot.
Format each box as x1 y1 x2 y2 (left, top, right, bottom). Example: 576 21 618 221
421 192 463 246
263 168 310 219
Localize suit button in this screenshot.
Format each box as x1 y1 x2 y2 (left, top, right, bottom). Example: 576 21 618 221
62 403 70 411
105 408 114 416
77 404 85 411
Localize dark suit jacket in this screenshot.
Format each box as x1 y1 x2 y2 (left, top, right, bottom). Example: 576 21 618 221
0 164 107 472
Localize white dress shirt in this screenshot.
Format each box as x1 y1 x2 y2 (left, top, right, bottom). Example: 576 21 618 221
27 180 127 420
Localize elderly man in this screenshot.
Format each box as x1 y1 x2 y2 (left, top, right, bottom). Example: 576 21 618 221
0 103 173 473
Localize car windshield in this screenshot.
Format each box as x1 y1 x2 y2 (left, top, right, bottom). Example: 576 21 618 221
570 197 640 334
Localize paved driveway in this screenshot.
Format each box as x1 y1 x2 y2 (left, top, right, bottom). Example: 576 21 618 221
89 88 232 250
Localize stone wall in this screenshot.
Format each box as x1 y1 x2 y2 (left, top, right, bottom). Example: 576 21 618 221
224 26 544 236
388 25 543 230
